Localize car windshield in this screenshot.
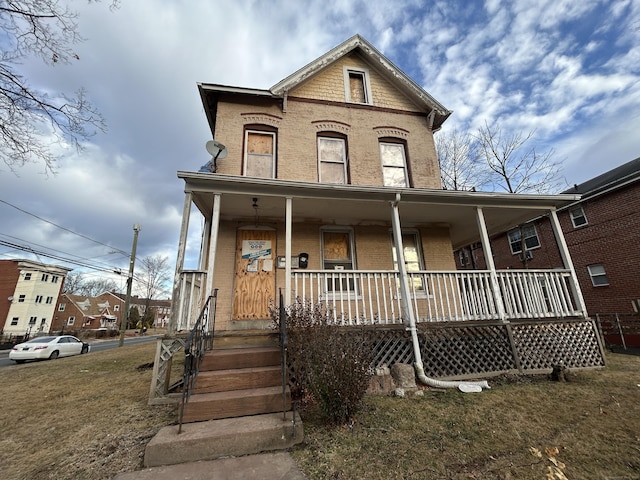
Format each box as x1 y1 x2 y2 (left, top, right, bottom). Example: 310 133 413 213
25 337 56 343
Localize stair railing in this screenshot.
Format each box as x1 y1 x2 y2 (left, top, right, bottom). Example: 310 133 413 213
279 289 288 421
177 289 218 433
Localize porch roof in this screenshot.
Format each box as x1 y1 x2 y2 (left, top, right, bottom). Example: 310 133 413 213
178 172 580 248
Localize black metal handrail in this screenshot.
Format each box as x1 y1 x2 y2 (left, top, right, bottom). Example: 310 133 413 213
178 289 218 433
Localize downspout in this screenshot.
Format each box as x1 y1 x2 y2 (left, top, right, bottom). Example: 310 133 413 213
390 194 490 390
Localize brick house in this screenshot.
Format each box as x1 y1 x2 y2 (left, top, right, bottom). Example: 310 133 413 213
52 291 125 332
150 35 605 407
456 157 640 317
0 259 71 339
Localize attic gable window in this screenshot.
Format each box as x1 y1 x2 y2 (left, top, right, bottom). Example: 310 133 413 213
343 67 372 105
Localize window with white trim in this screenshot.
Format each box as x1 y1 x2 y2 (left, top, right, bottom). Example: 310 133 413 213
114 304 120 311
318 136 348 184
24 272 31 280
508 225 540 254
67 316 75 326
391 231 425 291
321 229 356 293
588 264 609 287
58 303 66 311
18 295 25 303
343 67 372 104
244 130 276 178
380 142 409 187
569 206 588 227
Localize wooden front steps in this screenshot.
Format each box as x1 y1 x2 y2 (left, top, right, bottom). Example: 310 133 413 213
181 344 291 423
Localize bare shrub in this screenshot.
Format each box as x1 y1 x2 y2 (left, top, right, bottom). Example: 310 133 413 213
273 297 373 425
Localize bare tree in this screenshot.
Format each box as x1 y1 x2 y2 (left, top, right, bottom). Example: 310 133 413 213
435 128 489 191
62 271 118 296
0 1 116 173
135 255 171 302
475 122 566 194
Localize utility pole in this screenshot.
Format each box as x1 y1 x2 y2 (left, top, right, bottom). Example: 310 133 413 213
119 224 141 347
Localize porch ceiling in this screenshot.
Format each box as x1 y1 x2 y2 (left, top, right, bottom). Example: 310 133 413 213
178 172 580 249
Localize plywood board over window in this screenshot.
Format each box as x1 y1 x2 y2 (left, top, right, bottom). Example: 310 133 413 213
245 131 275 178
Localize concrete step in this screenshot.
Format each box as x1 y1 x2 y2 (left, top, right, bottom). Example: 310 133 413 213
181 385 290 423
194 365 283 394
143 412 303 468
201 346 281 371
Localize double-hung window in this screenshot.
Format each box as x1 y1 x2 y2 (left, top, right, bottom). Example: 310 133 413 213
318 136 347 184
569 206 588 227
380 142 409 187
244 130 276 178
321 229 356 294
508 225 540 254
588 264 609 286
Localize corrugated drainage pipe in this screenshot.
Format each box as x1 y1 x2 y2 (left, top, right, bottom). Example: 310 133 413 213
409 325 490 391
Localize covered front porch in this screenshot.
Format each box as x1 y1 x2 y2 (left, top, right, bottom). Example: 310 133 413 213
170 172 587 332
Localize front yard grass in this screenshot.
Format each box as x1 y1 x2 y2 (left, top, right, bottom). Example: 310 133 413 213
0 344 638 479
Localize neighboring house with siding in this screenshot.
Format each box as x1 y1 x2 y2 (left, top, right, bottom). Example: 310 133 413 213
0 259 71 339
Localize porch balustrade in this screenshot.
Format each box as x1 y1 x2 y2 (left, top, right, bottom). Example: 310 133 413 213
174 268 583 331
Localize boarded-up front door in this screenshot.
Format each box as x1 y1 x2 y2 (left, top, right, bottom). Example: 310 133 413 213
233 229 276 320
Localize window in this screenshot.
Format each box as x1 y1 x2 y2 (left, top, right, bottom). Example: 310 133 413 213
244 130 275 178
588 264 609 287
569 206 588 227
18 295 25 303
114 304 120 311
46 296 53 304
508 225 540 254
343 67 372 104
51 275 59 283
11 317 18 326
391 232 425 291
41 274 49 282
67 317 75 326
321 229 356 293
35 295 43 304
29 316 37 325
24 272 32 280
318 136 347 184
58 303 66 311
380 142 409 187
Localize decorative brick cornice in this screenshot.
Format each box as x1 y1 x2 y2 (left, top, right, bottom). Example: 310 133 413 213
373 126 410 139
241 113 282 127
312 120 351 134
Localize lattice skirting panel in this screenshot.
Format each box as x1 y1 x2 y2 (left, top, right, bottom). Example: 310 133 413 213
342 318 606 380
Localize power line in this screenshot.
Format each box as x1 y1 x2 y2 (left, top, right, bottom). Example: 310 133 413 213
0 198 130 257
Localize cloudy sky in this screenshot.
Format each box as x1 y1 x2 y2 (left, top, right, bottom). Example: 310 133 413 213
1 0 639 289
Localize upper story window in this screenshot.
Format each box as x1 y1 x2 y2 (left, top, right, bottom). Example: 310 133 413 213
244 130 276 178
343 66 372 105
508 225 540 254
51 275 59 283
58 303 66 311
569 206 588 228
18 295 25 303
35 295 43 304
380 142 409 187
46 296 53 304
41 273 49 282
318 135 348 184
114 304 120 311
24 272 31 280
588 264 609 287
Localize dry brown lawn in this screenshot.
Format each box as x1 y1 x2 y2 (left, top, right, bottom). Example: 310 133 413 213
1 343 639 480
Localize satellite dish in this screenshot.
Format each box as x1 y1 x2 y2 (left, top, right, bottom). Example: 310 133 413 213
199 140 228 173
206 140 228 160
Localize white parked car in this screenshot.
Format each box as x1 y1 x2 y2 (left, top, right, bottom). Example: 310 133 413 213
9 335 90 364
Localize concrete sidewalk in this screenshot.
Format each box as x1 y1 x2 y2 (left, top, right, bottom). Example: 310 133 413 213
113 452 306 480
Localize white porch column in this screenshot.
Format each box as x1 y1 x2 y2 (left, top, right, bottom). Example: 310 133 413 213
476 207 507 322
169 191 192 335
549 209 588 316
199 216 212 271
390 195 416 328
205 193 222 300
285 197 293 306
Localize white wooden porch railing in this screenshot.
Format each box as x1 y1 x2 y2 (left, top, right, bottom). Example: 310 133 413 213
291 269 583 325
174 268 584 330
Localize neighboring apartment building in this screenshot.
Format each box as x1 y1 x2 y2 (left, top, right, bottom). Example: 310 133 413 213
456 157 640 317
0 259 72 338
168 35 586 333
